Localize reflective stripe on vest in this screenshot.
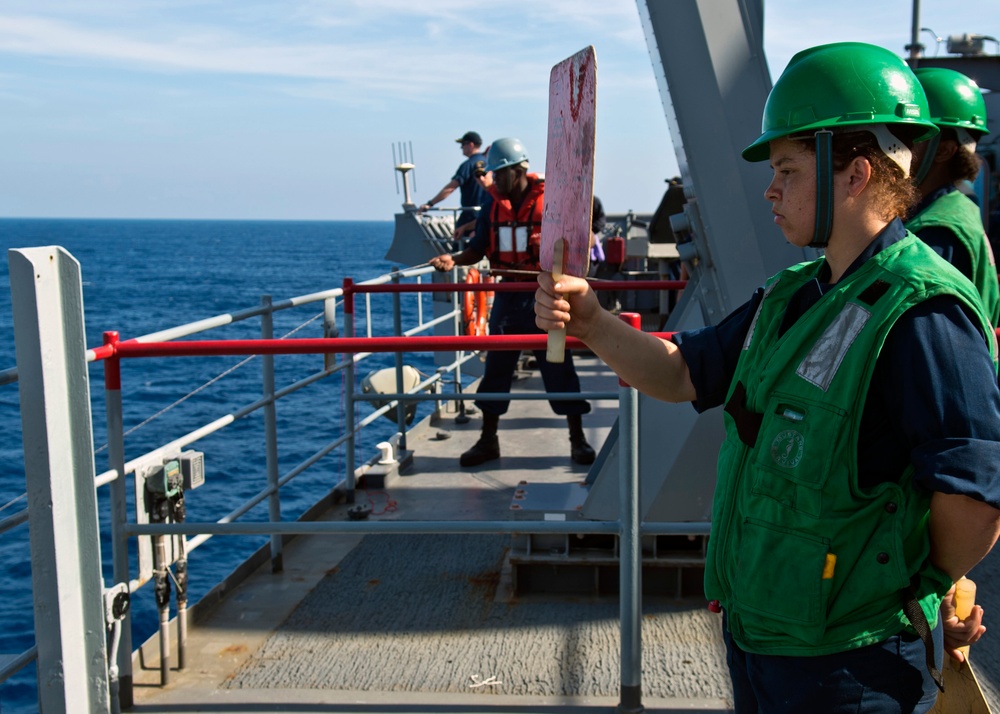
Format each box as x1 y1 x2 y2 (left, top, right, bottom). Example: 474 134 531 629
497 226 530 255
796 302 872 391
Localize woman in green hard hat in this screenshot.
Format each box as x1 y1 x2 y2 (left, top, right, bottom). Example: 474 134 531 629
535 42 1000 712
907 67 1000 326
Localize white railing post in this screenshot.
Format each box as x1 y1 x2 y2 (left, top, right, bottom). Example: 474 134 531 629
9 246 111 713
323 296 339 371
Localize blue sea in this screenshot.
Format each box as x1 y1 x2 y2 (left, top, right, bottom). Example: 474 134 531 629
0 218 437 712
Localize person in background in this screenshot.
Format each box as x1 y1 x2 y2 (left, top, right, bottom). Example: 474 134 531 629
419 131 488 241
907 67 999 325
589 196 607 269
430 137 596 468
462 157 493 239
535 42 1000 713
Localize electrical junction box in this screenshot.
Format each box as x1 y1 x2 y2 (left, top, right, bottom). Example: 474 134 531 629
134 456 185 583
145 458 183 497
180 450 205 490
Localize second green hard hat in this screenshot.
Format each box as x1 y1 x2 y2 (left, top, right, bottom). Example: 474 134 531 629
915 67 989 136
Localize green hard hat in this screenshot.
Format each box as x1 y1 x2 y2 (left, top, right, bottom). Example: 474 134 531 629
743 42 938 162
915 67 989 136
485 137 529 172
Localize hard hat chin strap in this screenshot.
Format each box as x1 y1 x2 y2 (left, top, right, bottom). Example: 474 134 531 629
812 130 834 248
912 133 941 187
811 124 917 245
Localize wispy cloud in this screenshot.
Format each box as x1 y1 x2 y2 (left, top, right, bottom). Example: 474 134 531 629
0 2 648 104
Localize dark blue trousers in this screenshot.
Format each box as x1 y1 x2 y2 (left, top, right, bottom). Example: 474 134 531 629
475 289 591 417
723 614 942 713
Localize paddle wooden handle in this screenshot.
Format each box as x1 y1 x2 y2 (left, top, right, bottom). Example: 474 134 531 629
955 577 977 660
546 239 567 364
930 575 990 714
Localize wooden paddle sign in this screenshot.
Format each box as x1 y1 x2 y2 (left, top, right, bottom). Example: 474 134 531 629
930 577 992 714
540 45 596 363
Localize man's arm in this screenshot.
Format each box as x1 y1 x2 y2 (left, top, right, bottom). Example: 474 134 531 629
419 179 460 213
453 218 477 240
430 244 486 272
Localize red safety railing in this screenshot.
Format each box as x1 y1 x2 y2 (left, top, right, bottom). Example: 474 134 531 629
91 274 684 362
99 333 672 359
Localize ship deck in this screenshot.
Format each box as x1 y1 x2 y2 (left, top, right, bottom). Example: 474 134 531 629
124 353 1000 713
126 354 732 713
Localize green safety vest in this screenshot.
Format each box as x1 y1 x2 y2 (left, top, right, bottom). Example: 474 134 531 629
707 232 995 656
906 189 1000 327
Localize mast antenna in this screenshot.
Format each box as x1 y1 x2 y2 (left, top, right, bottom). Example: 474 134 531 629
393 141 417 208
905 0 924 64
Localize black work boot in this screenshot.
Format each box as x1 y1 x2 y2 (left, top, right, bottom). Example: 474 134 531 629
460 434 500 467
460 412 500 467
567 414 596 465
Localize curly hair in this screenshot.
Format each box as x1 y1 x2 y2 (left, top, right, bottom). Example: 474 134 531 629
940 128 982 183
795 129 920 221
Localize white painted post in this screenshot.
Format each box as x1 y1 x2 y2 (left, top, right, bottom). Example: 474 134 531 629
9 246 110 713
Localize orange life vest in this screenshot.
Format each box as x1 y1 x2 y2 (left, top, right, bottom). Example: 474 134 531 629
488 173 544 271
462 268 492 336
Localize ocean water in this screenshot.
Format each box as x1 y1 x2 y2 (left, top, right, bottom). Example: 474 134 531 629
0 218 437 712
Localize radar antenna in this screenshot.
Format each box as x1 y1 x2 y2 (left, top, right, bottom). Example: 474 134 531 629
392 141 417 208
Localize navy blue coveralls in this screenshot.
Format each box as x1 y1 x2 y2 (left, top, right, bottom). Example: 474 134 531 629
468 195 591 418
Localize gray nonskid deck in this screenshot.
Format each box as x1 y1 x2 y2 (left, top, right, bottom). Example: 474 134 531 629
224 533 729 700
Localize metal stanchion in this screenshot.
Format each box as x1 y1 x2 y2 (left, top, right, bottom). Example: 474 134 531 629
617 312 644 714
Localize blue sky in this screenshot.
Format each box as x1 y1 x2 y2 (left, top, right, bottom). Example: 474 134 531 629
1 0 998 221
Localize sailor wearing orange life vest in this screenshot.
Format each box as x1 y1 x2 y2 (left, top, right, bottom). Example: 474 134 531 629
430 137 595 468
